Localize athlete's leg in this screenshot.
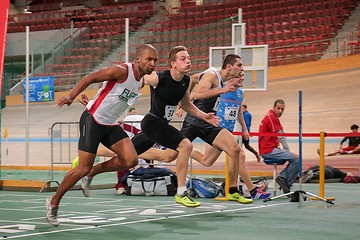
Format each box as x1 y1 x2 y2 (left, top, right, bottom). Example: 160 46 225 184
96 146 116 157
96 138 179 164
352 145 360 153
212 130 259 191
51 150 96 207
211 129 240 187
175 138 193 189
192 136 262 194
50 110 106 207
326 149 341 156
87 138 138 178
237 148 257 191
243 137 260 160
139 148 178 163
191 145 221 167
342 145 360 154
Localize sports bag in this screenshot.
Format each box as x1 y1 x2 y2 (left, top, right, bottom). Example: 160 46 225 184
186 177 224 198
121 167 177 196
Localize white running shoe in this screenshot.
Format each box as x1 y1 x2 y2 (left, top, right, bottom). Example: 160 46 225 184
81 176 92 197
45 197 59 227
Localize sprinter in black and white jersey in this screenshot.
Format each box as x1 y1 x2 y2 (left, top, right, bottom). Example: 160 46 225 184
180 54 255 204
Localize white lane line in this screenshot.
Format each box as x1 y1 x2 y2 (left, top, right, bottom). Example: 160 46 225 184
0 219 84 227
0 202 293 239
21 214 74 221
84 200 123 205
98 209 138 214
96 207 137 213
0 208 121 216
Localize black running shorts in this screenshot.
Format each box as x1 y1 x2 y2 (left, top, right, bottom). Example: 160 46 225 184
78 110 128 154
180 120 223 145
140 113 185 151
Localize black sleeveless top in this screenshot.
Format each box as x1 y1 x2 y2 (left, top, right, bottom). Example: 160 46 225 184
184 69 223 128
149 70 190 122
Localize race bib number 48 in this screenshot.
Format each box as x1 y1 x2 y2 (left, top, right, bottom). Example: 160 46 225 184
224 106 238 120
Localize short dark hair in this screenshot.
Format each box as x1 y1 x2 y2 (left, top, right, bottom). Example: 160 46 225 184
222 54 241 69
351 124 359 130
242 104 247 108
128 107 136 113
168 45 188 67
274 99 285 107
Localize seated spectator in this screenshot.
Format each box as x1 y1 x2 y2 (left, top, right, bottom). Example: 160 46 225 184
258 99 299 194
318 124 360 156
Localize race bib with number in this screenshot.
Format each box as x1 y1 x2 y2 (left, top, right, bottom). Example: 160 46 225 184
212 97 220 112
224 106 238 120
164 105 177 121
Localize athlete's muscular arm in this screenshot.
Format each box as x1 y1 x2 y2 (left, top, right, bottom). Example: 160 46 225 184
180 91 220 127
192 71 234 100
143 71 159 88
189 73 200 93
176 73 199 117
57 65 127 107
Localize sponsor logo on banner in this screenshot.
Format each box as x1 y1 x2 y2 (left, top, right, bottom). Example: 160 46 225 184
23 76 55 102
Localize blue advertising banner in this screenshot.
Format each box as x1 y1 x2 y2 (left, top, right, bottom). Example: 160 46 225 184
23 76 55 102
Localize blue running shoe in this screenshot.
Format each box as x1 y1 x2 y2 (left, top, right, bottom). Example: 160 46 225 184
251 188 272 200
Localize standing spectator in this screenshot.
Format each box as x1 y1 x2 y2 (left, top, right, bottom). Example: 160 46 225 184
258 99 299 194
241 104 261 162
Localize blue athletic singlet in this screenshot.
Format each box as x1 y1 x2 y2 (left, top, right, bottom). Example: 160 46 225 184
216 87 243 132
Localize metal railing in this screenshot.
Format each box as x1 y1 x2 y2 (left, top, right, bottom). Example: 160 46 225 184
47 120 186 181
42 119 174 191
49 121 80 181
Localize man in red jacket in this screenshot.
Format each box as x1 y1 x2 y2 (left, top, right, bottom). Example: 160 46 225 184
258 99 299 194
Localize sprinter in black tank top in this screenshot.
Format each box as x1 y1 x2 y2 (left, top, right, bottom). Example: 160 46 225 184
148 70 190 121
134 46 220 208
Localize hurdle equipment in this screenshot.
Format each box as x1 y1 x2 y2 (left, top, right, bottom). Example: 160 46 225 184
264 91 334 204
